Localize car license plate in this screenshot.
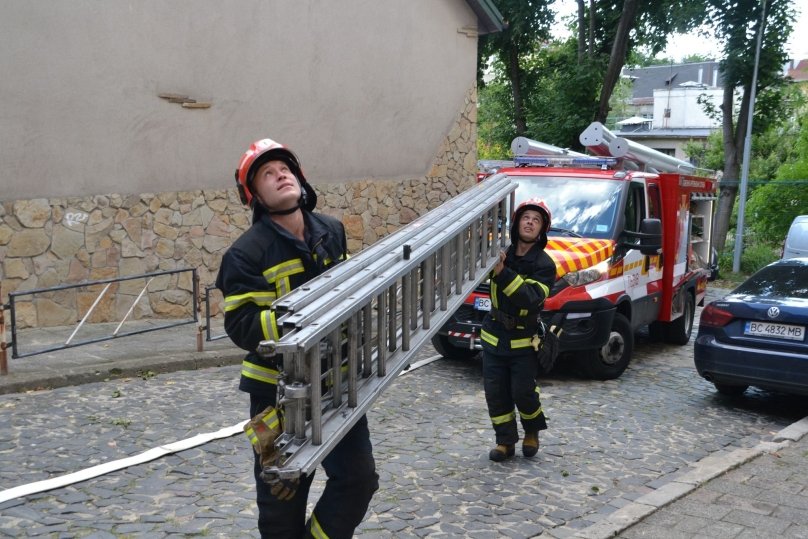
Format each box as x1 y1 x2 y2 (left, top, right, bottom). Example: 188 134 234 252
743 321 805 341
474 297 491 311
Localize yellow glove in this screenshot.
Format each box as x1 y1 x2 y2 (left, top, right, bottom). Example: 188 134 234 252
244 406 283 469
244 407 301 501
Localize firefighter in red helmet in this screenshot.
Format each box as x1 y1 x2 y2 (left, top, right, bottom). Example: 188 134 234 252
233 138 318 220
216 138 378 538
480 198 556 461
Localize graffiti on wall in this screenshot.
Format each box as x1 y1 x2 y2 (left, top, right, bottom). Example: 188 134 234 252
64 211 88 227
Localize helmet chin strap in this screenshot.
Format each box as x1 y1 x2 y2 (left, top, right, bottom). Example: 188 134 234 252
265 203 300 216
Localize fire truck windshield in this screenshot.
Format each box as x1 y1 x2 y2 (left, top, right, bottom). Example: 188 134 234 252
510 175 623 239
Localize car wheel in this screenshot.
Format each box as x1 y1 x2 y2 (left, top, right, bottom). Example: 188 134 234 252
713 382 748 396
664 293 695 345
431 334 479 360
577 313 633 380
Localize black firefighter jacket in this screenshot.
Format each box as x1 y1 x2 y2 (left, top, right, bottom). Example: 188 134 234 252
215 210 348 396
480 241 556 353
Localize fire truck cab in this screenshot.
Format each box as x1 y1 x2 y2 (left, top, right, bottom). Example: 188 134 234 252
432 124 718 380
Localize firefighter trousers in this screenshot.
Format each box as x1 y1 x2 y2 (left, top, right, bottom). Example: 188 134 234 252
482 348 547 445
250 394 379 539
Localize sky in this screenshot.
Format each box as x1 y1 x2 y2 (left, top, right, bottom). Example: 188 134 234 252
662 0 808 61
551 0 808 62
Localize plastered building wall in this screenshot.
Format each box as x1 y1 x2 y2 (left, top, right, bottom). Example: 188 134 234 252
1 0 479 198
652 87 723 130
0 1 481 327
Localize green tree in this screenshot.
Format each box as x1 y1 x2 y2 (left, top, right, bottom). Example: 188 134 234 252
706 0 795 256
524 38 606 148
685 117 805 271
479 37 605 153
478 0 554 136
478 0 710 153
585 0 709 122
686 87 805 244
477 63 518 157
680 54 714 64
684 131 724 171
745 112 808 241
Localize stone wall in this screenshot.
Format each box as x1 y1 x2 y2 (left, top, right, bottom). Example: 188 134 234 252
0 87 478 329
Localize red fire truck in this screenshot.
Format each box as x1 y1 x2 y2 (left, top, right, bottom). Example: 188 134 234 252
432 123 718 379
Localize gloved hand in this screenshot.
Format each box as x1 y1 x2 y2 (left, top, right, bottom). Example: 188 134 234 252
269 478 300 501
536 325 559 373
245 407 301 501
244 406 283 469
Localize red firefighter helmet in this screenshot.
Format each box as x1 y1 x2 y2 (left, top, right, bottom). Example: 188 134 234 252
511 198 552 242
234 138 317 211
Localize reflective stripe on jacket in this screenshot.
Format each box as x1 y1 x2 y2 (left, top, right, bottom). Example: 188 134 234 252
215 210 347 395
480 242 556 354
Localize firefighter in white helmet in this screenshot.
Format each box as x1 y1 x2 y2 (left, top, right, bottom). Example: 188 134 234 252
216 138 378 538
480 198 556 461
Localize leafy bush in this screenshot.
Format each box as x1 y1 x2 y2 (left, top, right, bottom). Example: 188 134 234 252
746 111 808 243
477 139 509 160
717 242 779 278
739 243 779 274
746 179 808 243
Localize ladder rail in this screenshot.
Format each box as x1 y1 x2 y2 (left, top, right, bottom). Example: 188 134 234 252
272 177 515 316
272 202 501 355
277 196 509 332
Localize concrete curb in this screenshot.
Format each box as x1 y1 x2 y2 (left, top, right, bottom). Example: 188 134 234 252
773 416 808 442
0 351 243 395
540 416 808 539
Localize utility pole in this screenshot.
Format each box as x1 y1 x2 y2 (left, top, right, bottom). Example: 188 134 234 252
733 0 767 273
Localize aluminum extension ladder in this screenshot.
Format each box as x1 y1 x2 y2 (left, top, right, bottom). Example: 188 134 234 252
259 174 517 482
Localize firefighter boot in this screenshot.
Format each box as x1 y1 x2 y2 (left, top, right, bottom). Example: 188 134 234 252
522 431 539 457
488 444 515 462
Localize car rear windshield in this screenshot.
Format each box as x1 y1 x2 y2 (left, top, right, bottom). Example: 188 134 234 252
733 262 808 299
786 219 808 250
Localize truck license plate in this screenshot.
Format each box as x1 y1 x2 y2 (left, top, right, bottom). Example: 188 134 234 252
474 297 491 311
743 321 805 341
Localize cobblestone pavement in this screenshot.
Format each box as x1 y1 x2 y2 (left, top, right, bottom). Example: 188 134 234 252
1 300 807 537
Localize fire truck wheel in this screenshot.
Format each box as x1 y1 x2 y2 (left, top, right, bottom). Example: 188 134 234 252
649 293 695 345
577 313 633 380
664 293 695 345
431 334 479 360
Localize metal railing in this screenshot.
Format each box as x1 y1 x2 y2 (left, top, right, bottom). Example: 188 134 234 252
204 286 228 342
2 268 199 361
259 174 517 483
